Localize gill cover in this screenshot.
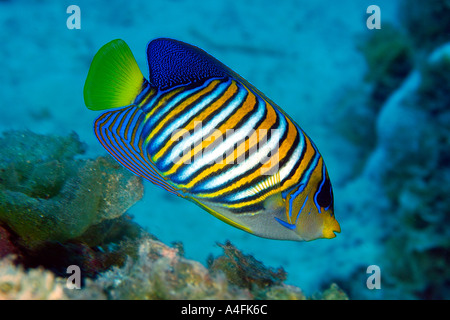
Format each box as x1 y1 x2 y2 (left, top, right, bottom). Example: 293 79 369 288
283 159 340 241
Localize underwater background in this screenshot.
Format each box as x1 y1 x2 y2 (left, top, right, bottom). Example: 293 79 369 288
0 0 449 300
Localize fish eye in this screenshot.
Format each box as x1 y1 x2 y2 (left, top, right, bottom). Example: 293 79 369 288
316 176 333 209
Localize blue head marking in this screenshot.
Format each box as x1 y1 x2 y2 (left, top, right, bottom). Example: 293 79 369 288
313 165 333 213
274 196 308 230
274 217 296 230
146 38 229 90
276 182 309 230
288 183 305 219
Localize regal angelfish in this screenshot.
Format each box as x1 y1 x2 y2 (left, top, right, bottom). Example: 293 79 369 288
84 38 340 241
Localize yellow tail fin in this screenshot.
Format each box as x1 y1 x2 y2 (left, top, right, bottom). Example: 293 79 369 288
84 39 145 110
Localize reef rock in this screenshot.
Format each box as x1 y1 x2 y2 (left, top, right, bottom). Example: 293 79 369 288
0 256 68 300
373 43 450 299
67 237 346 300
340 42 450 299
0 131 144 248
208 241 293 299
68 236 249 300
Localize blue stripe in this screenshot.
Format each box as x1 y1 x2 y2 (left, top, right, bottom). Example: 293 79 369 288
288 183 305 221
102 114 161 182
298 195 309 218
154 79 230 155
193 95 283 192
274 217 296 230
140 90 163 113
142 79 217 153
275 194 308 230
95 107 180 195
167 83 249 183
118 108 135 139
313 164 327 213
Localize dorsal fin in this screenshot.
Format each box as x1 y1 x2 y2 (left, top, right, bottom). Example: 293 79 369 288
146 38 229 90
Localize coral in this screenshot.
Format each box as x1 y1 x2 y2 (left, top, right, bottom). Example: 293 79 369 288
400 0 450 51
20 216 145 279
67 237 345 300
0 131 144 249
0 234 348 300
209 241 287 288
339 43 450 299
375 45 450 235
328 1 450 297
358 24 414 108
207 241 346 300
321 283 349 300
207 241 298 299
417 50 450 116
375 44 450 299
71 236 253 300
1 229 347 300
312 283 349 300
323 1 450 192
0 256 68 300
0 130 146 283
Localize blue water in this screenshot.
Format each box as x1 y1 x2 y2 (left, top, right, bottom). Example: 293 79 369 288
2 0 447 299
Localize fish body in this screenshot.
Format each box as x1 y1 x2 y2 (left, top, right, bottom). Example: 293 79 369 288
84 38 340 241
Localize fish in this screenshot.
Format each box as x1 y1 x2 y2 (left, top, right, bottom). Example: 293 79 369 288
83 38 340 241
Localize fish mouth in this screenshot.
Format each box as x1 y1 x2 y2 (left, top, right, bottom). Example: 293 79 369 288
334 220 341 234
323 219 341 239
